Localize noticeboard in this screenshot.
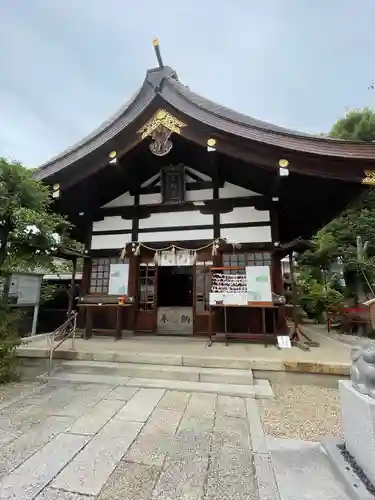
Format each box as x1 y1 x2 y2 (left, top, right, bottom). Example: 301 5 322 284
8 273 42 305
245 266 272 303
108 263 129 295
209 265 273 306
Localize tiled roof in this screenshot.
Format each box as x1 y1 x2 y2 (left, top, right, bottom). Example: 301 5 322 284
34 65 375 181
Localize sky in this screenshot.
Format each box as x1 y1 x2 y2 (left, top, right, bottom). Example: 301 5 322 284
1 0 375 168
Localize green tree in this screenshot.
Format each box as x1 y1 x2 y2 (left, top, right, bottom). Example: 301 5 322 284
298 108 375 308
330 107 375 142
0 157 77 382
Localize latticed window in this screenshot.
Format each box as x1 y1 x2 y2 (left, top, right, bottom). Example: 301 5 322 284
222 252 272 274
195 260 212 313
138 263 156 310
90 256 128 293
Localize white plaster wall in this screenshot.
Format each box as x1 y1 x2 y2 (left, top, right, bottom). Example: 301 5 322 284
139 210 212 230
140 192 162 205
92 216 132 232
219 183 260 199
91 233 129 250
221 226 272 243
220 207 270 225
102 179 261 210
186 188 213 202
140 228 213 243
102 192 134 208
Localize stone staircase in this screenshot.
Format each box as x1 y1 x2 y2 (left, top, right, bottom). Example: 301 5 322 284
42 359 274 399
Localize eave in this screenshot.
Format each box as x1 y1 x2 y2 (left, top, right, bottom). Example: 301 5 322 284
34 65 375 186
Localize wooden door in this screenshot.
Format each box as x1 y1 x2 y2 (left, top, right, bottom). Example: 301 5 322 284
135 260 158 333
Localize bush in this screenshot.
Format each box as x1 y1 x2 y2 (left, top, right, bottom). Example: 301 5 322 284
297 276 344 323
0 307 22 383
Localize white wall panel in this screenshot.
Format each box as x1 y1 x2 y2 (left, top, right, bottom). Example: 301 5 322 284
220 207 270 225
92 216 132 233
139 210 212 229
186 188 213 202
91 234 129 250
219 183 260 199
221 226 271 243
140 192 162 205
140 228 213 243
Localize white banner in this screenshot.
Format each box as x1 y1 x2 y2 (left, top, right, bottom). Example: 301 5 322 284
159 250 195 266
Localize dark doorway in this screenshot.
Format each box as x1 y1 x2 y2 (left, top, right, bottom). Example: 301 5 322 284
157 266 193 307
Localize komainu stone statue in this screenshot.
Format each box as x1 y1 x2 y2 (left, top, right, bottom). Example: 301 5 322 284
350 340 375 399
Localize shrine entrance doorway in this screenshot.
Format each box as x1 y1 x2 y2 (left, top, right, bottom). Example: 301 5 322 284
156 266 194 335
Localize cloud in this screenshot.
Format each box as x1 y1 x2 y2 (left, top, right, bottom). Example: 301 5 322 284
1 0 375 166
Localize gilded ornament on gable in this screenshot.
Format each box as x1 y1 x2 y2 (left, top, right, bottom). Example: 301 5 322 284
362 170 375 185
137 109 187 156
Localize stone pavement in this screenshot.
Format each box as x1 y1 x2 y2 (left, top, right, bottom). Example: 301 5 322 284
0 380 352 500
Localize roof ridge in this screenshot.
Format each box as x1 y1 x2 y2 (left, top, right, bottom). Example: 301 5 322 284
164 77 315 138
165 77 374 146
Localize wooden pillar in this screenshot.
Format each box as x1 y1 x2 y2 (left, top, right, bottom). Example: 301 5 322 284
207 143 220 239
78 221 92 330
128 192 140 332
270 197 287 333
84 307 93 339
131 193 140 242
127 253 138 331
67 257 77 316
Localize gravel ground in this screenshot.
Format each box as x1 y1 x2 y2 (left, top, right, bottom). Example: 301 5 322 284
259 382 342 442
0 380 42 405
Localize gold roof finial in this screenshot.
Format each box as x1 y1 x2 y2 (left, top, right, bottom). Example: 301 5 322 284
152 38 164 68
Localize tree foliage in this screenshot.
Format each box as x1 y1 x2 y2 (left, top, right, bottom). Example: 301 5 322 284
0 157 79 382
0 158 76 274
330 107 375 142
297 108 375 310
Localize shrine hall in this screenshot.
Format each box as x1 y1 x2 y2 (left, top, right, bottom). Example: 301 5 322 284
34 40 375 343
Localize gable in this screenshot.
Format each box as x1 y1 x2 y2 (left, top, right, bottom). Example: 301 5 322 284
102 170 261 209
219 183 260 199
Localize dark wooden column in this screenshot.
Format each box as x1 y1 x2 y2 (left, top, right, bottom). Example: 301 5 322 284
270 182 287 334
208 146 220 239
67 257 77 316
131 193 140 242
78 220 92 331
128 193 140 331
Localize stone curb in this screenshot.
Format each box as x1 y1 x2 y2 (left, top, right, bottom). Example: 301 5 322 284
253 453 281 500
245 399 281 499
17 346 351 375
322 437 374 500
246 399 268 454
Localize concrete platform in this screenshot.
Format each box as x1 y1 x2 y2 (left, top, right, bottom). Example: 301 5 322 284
40 372 274 399
59 360 254 385
19 325 352 375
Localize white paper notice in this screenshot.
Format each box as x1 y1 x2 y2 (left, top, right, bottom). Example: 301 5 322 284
246 266 272 303
108 263 129 295
277 336 292 349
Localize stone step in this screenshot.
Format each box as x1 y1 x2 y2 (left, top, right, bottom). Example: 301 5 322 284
40 371 273 398
59 360 254 385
